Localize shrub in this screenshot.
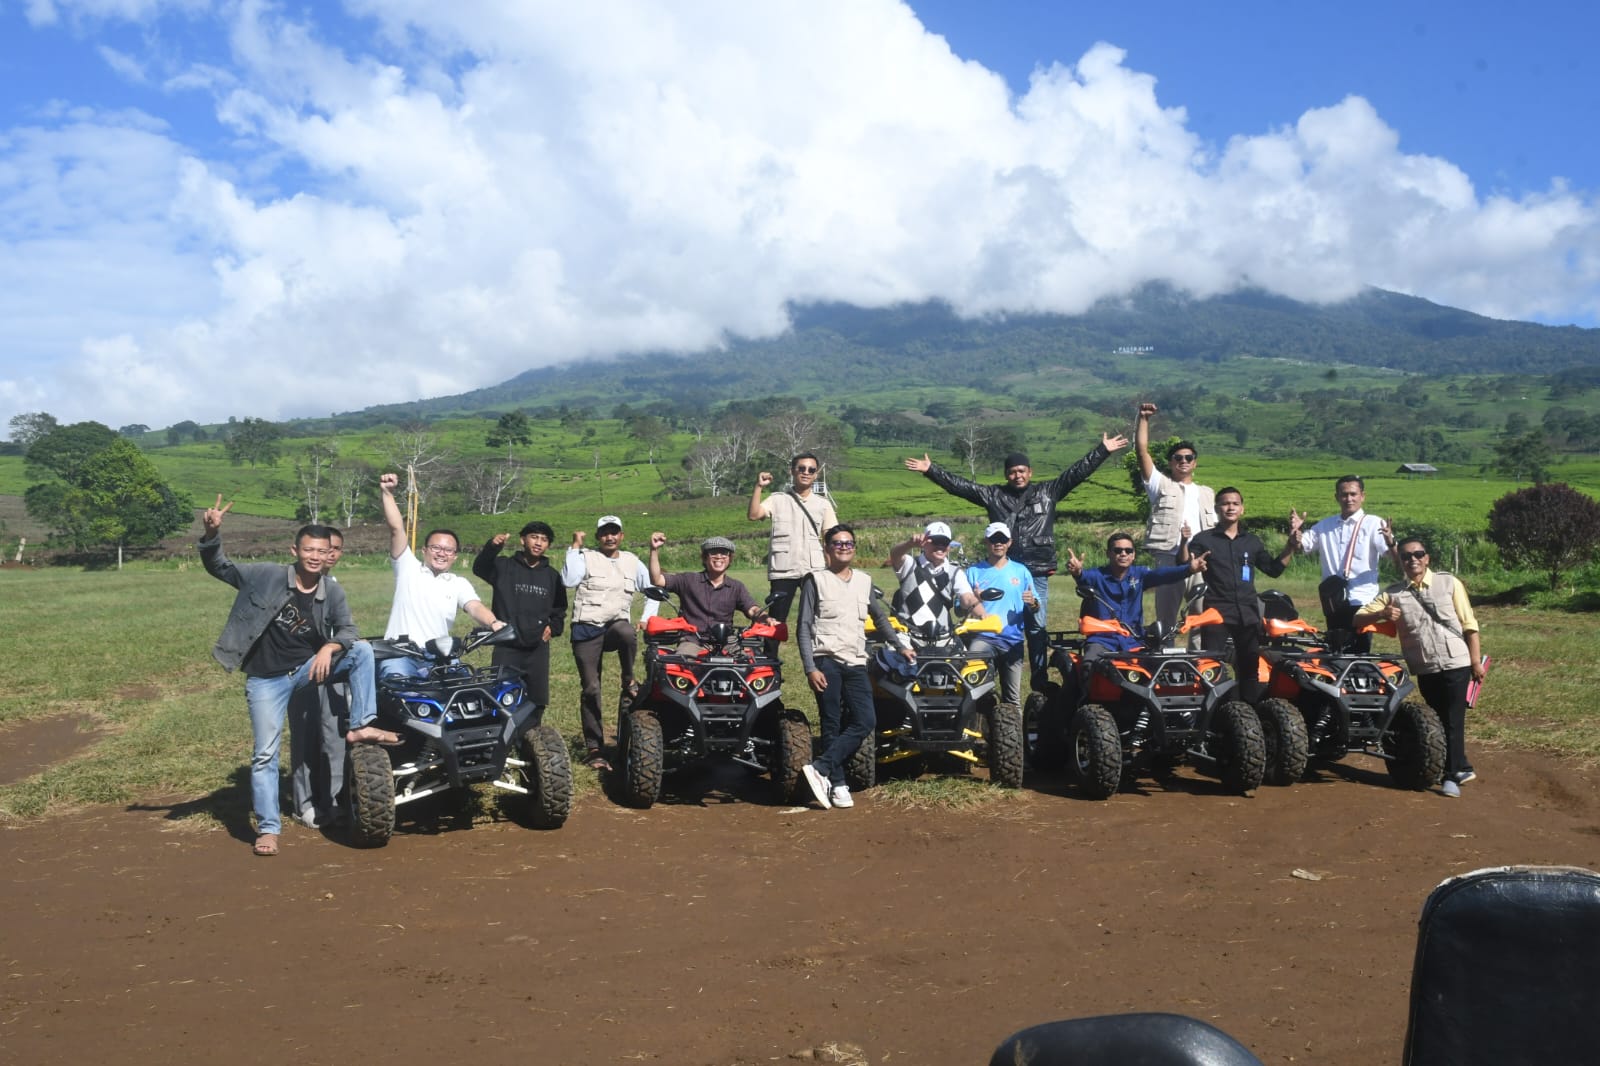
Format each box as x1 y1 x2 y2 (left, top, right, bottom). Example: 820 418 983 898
1486 483 1600 591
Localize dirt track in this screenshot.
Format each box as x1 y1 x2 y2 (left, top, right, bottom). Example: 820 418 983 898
3 745 1598 1065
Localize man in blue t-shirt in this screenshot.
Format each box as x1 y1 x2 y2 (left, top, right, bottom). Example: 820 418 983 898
964 522 1035 707
1066 531 1203 654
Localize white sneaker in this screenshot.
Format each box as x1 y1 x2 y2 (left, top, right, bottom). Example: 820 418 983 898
830 785 854 808
801 763 832 809
295 807 320 829
1441 779 1461 798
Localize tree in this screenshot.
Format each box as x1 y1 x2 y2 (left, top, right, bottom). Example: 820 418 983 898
1493 430 1554 485
626 414 671 464
462 459 525 515
330 462 375 529
225 417 283 467
1487 483 1600 591
24 435 192 565
25 421 117 481
381 424 455 506
485 411 532 461
294 439 340 524
951 420 991 479
118 424 150 438
7 411 58 451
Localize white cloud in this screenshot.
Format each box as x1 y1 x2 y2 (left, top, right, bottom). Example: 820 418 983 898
2 0 1597 435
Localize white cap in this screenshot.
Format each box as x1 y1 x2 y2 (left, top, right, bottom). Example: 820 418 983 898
924 521 953 540
984 521 1012 540
596 514 623 531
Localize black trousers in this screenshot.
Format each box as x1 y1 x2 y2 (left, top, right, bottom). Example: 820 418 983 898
1418 666 1473 778
571 622 637 753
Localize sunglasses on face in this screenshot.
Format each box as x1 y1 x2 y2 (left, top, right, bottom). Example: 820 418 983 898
1171 453 1196 463
794 465 819 474
927 538 951 548
1110 546 1136 555
1401 550 1428 560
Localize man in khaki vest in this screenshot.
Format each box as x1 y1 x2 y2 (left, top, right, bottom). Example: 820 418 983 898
562 515 658 770
795 523 913 810
1355 538 1487 798
748 451 837 622
1136 402 1217 633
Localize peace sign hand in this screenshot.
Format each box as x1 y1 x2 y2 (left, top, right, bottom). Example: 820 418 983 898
203 494 234 535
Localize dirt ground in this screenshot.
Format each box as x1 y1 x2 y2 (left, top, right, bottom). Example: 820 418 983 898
3 741 1599 1066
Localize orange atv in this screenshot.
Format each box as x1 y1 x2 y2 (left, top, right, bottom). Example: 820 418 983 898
1254 591 1444 790
1031 608 1265 798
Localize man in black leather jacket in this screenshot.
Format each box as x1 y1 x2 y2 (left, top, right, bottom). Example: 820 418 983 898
904 431 1127 686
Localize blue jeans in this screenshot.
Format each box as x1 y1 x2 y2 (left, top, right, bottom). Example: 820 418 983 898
811 657 875 787
378 656 428 683
1026 573 1051 682
245 642 377 835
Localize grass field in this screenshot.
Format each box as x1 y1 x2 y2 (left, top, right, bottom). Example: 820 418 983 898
2 556 1595 823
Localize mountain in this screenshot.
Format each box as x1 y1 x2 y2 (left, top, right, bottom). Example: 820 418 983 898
347 285 1598 420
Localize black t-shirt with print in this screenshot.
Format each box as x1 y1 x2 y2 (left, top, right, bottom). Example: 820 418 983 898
243 587 325 677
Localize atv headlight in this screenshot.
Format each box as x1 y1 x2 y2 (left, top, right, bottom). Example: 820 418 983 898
1201 666 1220 682
1124 669 1143 683
673 674 693 691
750 676 768 693
499 688 522 707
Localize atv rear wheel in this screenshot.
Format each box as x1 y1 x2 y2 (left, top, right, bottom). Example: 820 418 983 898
985 702 1025 788
1067 704 1122 800
1210 700 1266 794
1027 686 1069 773
772 708 812 805
346 742 395 848
1257 698 1309 786
515 723 573 828
618 708 664 808
1383 698 1446 790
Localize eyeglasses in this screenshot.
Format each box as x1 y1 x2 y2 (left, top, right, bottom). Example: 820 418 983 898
1401 550 1428 560
426 544 459 555
794 465 819 474
1171 453 1196 463
828 540 856 549
1110 546 1136 555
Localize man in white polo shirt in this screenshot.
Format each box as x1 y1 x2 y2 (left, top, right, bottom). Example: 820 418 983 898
378 472 502 680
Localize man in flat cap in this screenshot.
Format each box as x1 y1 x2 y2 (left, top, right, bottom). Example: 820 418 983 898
648 532 768 656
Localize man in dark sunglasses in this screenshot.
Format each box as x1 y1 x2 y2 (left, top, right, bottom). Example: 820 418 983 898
1066 531 1206 655
1136 402 1216 634
1355 539 1487 798
749 451 837 623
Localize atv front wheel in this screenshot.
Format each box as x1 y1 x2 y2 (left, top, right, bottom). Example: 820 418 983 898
515 723 573 828
1383 698 1446 790
618 708 664 808
346 742 396 848
772 708 812 805
985 702 1025 788
1210 700 1266 794
1068 704 1122 800
1257 698 1309 786
1027 686 1069 773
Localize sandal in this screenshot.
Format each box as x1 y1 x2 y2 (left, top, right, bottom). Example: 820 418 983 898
253 833 279 857
585 751 613 772
346 724 403 746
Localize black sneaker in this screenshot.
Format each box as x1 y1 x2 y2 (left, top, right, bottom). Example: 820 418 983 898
1455 770 1477 785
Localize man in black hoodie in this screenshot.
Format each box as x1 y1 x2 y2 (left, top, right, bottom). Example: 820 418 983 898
474 520 567 707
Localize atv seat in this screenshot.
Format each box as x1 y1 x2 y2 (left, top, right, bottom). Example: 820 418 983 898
1403 864 1600 1065
989 1012 1263 1066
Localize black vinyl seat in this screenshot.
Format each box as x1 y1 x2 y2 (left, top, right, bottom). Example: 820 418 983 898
988 1012 1264 1066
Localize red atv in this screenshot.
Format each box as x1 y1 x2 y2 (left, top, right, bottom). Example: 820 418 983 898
615 593 810 809
1031 607 1266 798
1254 591 1444 790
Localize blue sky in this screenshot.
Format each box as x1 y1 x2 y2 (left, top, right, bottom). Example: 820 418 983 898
2 0 1596 433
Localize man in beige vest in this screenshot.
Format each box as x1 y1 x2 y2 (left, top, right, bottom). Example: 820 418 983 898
795 523 913 810
1136 402 1217 633
562 514 658 770
1355 538 1487 798
748 451 837 623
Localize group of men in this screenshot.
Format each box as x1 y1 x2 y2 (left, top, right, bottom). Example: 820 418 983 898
202 406 1490 853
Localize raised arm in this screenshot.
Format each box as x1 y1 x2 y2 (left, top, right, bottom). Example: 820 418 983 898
379 472 408 559
647 531 668 586
472 533 508 582
920 461 995 510
1135 402 1157 481
748 471 772 521
1043 437 1117 501
198 494 242 588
